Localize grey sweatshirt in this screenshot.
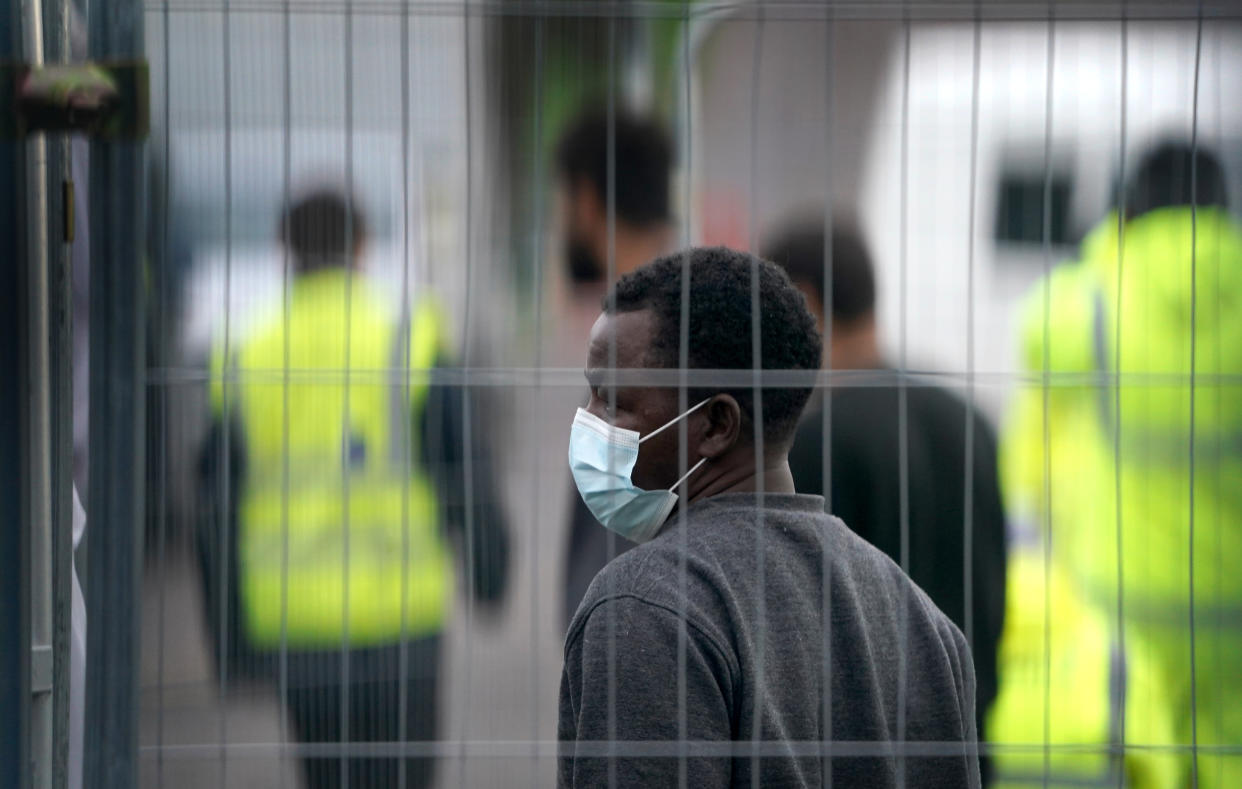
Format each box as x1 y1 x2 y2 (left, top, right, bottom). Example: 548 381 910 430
558 493 979 788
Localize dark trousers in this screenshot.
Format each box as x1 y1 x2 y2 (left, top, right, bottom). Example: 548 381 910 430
285 644 440 789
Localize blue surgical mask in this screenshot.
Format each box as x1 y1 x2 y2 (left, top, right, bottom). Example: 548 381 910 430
568 399 711 543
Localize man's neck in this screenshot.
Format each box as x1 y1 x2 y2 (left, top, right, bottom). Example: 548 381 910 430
825 319 883 371
601 226 670 279
686 455 797 506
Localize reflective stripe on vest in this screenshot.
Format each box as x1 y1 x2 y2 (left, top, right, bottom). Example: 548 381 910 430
223 280 451 649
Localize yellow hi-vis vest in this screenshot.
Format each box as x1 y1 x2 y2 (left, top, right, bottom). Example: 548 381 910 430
987 549 1181 789
1000 207 1242 788
1002 206 1242 629
210 268 452 649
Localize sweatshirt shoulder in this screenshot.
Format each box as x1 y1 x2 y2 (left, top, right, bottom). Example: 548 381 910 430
565 538 694 641
829 518 968 647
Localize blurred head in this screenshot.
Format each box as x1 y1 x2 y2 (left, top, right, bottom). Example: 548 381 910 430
1124 141 1229 221
762 217 880 370
555 109 673 284
280 189 367 275
584 247 821 492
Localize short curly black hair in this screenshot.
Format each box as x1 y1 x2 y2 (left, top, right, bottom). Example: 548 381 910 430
606 246 822 444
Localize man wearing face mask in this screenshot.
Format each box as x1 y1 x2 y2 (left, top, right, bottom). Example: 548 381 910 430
559 247 980 788
554 108 675 627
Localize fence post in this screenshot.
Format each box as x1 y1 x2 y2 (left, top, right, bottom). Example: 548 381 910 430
83 0 146 782
0 0 32 779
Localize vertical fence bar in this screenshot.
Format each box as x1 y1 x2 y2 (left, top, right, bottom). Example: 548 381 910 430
22 0 57 781
458 2 477 784
1112 14 1128 786
152 0 170 767
962 8 982 776
821 7 835 786
528 13 546 782
603 16 618 789
43 0 76 782
0 1 31 784
676 5 692 788
397 0 413 785
215 0 234 776
278 0 293 780
746 10 766 788
84 0 147 784
896 9 912 787
1039 10 1056 787
1209 18 1225 789
1186 8 1204 785
339 0 357 779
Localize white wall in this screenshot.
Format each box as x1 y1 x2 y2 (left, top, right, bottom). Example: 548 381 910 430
693 16 1242 416
860 20 1242 415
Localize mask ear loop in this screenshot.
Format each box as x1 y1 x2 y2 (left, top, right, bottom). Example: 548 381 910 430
637 397 712 493
638 397 712 445
667 456 709 493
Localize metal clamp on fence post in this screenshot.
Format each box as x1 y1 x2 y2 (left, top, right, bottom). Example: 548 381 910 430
1 60 148 139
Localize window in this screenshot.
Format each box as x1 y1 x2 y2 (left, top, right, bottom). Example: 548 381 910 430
994 171 1073 247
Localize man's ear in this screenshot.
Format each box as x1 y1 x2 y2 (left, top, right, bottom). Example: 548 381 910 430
697 395 742 460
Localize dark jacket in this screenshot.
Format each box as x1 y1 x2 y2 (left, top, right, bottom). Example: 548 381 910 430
786 376 1006 755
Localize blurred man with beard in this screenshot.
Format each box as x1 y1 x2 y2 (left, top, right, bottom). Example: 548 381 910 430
555 109 674 627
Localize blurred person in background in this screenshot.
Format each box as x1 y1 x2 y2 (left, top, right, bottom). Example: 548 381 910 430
559 248 979 787
198 188 510 788
763 219 1007 780
986 525 1180 788
555 108 675 628
1000 141 1242 788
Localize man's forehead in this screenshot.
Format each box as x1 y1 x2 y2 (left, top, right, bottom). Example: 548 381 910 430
587 309 655 369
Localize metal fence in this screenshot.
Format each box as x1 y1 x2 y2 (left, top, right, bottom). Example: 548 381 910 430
9 1 1242 787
